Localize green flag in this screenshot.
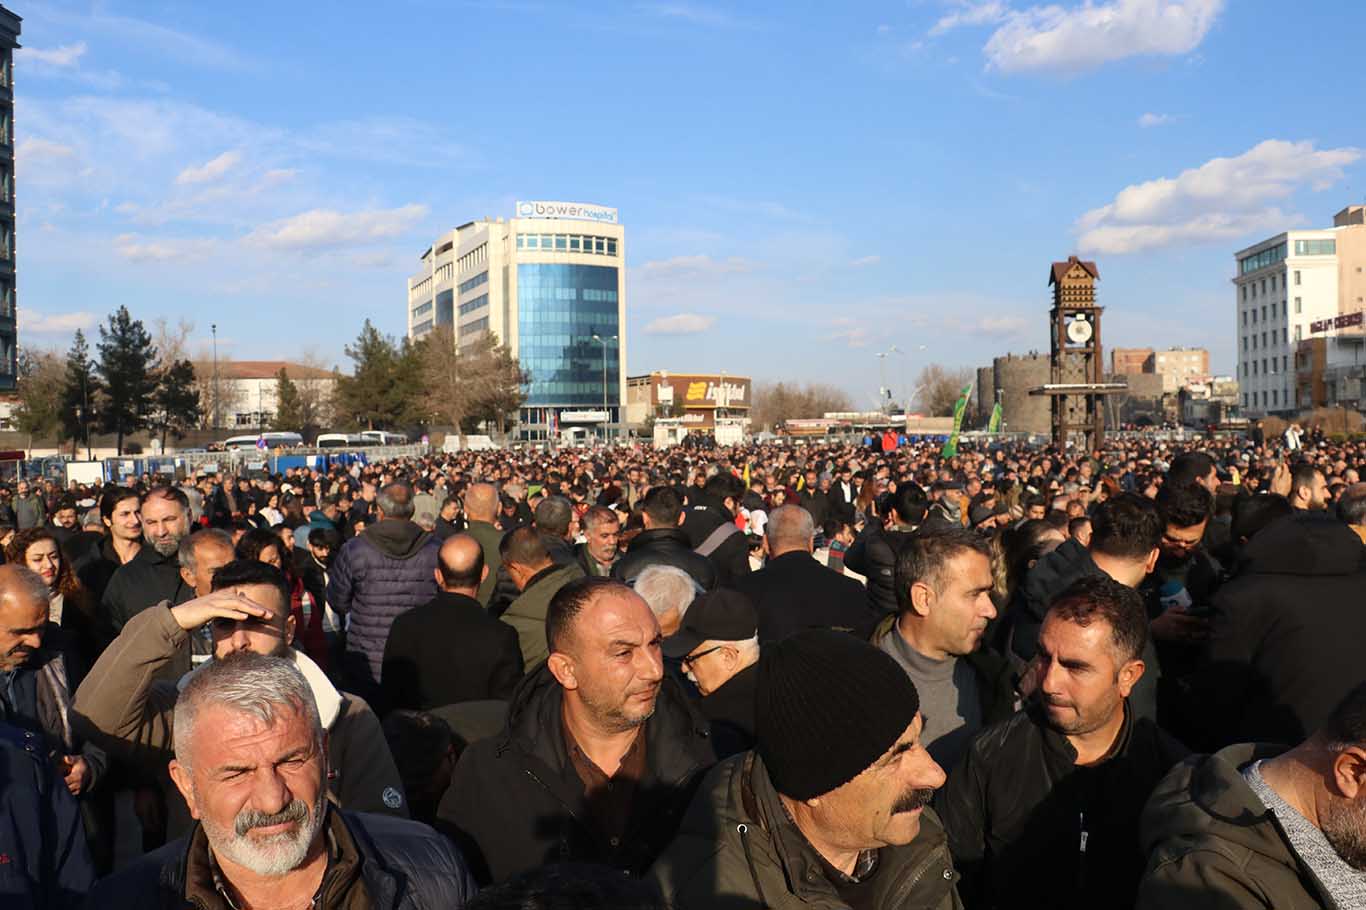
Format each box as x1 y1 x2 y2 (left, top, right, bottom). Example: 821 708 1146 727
940 383 973 459
987 402 1002 433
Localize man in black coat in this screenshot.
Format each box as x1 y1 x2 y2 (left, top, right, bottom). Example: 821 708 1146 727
662 588 760 759
845 483 928 616
681 473 750 588
1185 511 1366 749
98 486 194 645
736 503 875 644
937 576 1188 910
382 534 523 713
437 577 716 884
612 486 715 590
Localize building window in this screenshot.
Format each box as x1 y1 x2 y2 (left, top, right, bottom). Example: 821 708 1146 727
1241 312 1246 326
1239 243 1287 275
459 294 488 316
1242 393 1248 407
1293 239 1336 256
1262 332 1267 348
1241 285 1246 301
1294 297 1301 314
458 271 488 295
1242 337 1248 351
1271 276 1277 292
1273 389 1279 406
411 302 433 319
1260 278 1266 295
1261 305 1267 320
1294 325 1302 341
1282 328 1287 344
1283 355 1288 372
1294 270 1301 285
1253 361 1258 375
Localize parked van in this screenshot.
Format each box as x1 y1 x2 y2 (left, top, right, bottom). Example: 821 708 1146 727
222 432 303 451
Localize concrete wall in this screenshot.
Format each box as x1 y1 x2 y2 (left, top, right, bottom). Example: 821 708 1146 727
992 353 1051 435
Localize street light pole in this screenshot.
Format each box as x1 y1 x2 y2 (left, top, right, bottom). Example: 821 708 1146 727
591 333 617 443
211 323 219 431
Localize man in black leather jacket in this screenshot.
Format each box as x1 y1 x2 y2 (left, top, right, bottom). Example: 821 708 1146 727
845 483 928 617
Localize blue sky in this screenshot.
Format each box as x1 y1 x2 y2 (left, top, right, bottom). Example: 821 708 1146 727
12 0 1365 407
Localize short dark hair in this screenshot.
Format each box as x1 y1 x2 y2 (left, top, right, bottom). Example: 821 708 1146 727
1322 680 1366 747
100 486 139 522
209 559 291 617
1046 574 1148 664
1231 493 1293 544
307 526 341 550
891 484 929 525
1291 462 1324 497
499 526 549 567
534 496 573 537
703 473 744 504
143 485 190 513
641 486 683 526
381 710 454 794
822 516 851 539
1068 516 1091 537
1089 493 1163 561
1156 482 1212 530
1167 452 1216 487
545 576 630 655
894 527 990 612
439 537 485 589
466 863 665 910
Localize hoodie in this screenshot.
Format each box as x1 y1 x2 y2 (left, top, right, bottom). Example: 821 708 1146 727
1137 744 1332 909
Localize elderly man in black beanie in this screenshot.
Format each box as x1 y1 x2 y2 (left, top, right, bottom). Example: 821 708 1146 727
650 629 963 909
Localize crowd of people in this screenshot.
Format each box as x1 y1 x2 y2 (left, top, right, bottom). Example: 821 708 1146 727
2 426 1365 909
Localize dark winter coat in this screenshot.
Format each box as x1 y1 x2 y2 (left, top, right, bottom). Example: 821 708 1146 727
735 550 876 644
650 751 963 910
611 527 716 591
844 524 919 616
463 519 504 607
682 499 750 588
99 543 192 646
1137 743 1331 910
436 664 716 885
85 808 476 910
0 721 94 910
381 591 524 711
1184 512 1366 749
697 661 758 759
328 519 441 686
936 704 1188 910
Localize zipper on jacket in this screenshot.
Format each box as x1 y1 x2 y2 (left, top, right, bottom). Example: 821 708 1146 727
736 823 771 909
1077 811 1088 894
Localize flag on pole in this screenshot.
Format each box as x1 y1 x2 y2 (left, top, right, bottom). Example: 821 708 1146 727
987 402 1002 433
940 382 974 459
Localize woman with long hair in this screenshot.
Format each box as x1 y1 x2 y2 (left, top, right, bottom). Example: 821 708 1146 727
6 527 99 667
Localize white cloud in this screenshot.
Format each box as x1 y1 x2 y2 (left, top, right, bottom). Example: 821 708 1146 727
19 42 88 67
175 150 243 186
974 0 1223 73
975 315 1027 335
849 255 881 268
643 313 716 335
830 318 872 348
18 307 98 334
637 254 757 277
243 204 429 251
113 233 214 262
639 3 748 28
1075 139 1361 255
15 138 76 164
930 1 1009 36
1138 112 1172 128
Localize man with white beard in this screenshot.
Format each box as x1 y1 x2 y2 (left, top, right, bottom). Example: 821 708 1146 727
84 653 476 909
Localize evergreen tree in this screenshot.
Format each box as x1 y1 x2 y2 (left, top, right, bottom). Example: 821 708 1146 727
334 320 398 430
149 359 201 450
96 306 158 454
272 367 305 431
58 330 101 455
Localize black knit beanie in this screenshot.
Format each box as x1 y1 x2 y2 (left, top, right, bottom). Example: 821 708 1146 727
756 629 921 801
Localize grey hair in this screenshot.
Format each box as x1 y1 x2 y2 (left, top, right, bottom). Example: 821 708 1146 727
765 504 815 550
732 634 761 661
173 653 322 771
632 565 699 621
376 482 415 520
178 528 234 575
0 565 52 610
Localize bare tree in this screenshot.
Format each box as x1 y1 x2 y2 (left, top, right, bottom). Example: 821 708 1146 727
191 348 246 429
417 327 525 441
751 381 854 431
151 317 195 370
915 364 975 416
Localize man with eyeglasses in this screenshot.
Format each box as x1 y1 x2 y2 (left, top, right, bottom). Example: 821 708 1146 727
664 588 761 758
75 559 408 838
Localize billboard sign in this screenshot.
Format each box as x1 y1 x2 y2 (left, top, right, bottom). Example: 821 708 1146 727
1310 311 1364 335
515 201 619 224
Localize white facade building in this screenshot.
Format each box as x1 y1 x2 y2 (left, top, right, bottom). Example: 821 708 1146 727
1233 206 1366 416
406 201 627 440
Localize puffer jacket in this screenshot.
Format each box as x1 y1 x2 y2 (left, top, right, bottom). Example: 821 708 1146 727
936 703 1188 910
436 664 716 885
650 751 963 910
611 527 717 591
1182 512 1366 749
844 525 919 616
0 721 94 910
85 808 476 909
1137 743 1330 909
328 519 440 685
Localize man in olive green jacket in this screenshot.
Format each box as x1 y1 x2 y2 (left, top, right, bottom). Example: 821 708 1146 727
498 526 584 669
1138 681 1366 909
651 630 963 910
462 483 503 607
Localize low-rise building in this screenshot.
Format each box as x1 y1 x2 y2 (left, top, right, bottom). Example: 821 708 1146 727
193 360 336 430
625 371 750 431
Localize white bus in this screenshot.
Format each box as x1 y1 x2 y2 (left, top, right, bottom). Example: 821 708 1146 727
315 433 367 449
359 430 409 446
222 432 303 451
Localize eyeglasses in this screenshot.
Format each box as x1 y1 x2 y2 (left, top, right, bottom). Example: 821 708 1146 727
681 645 725 669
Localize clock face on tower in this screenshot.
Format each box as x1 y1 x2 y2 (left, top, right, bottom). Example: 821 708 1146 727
1066 314 1093 345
